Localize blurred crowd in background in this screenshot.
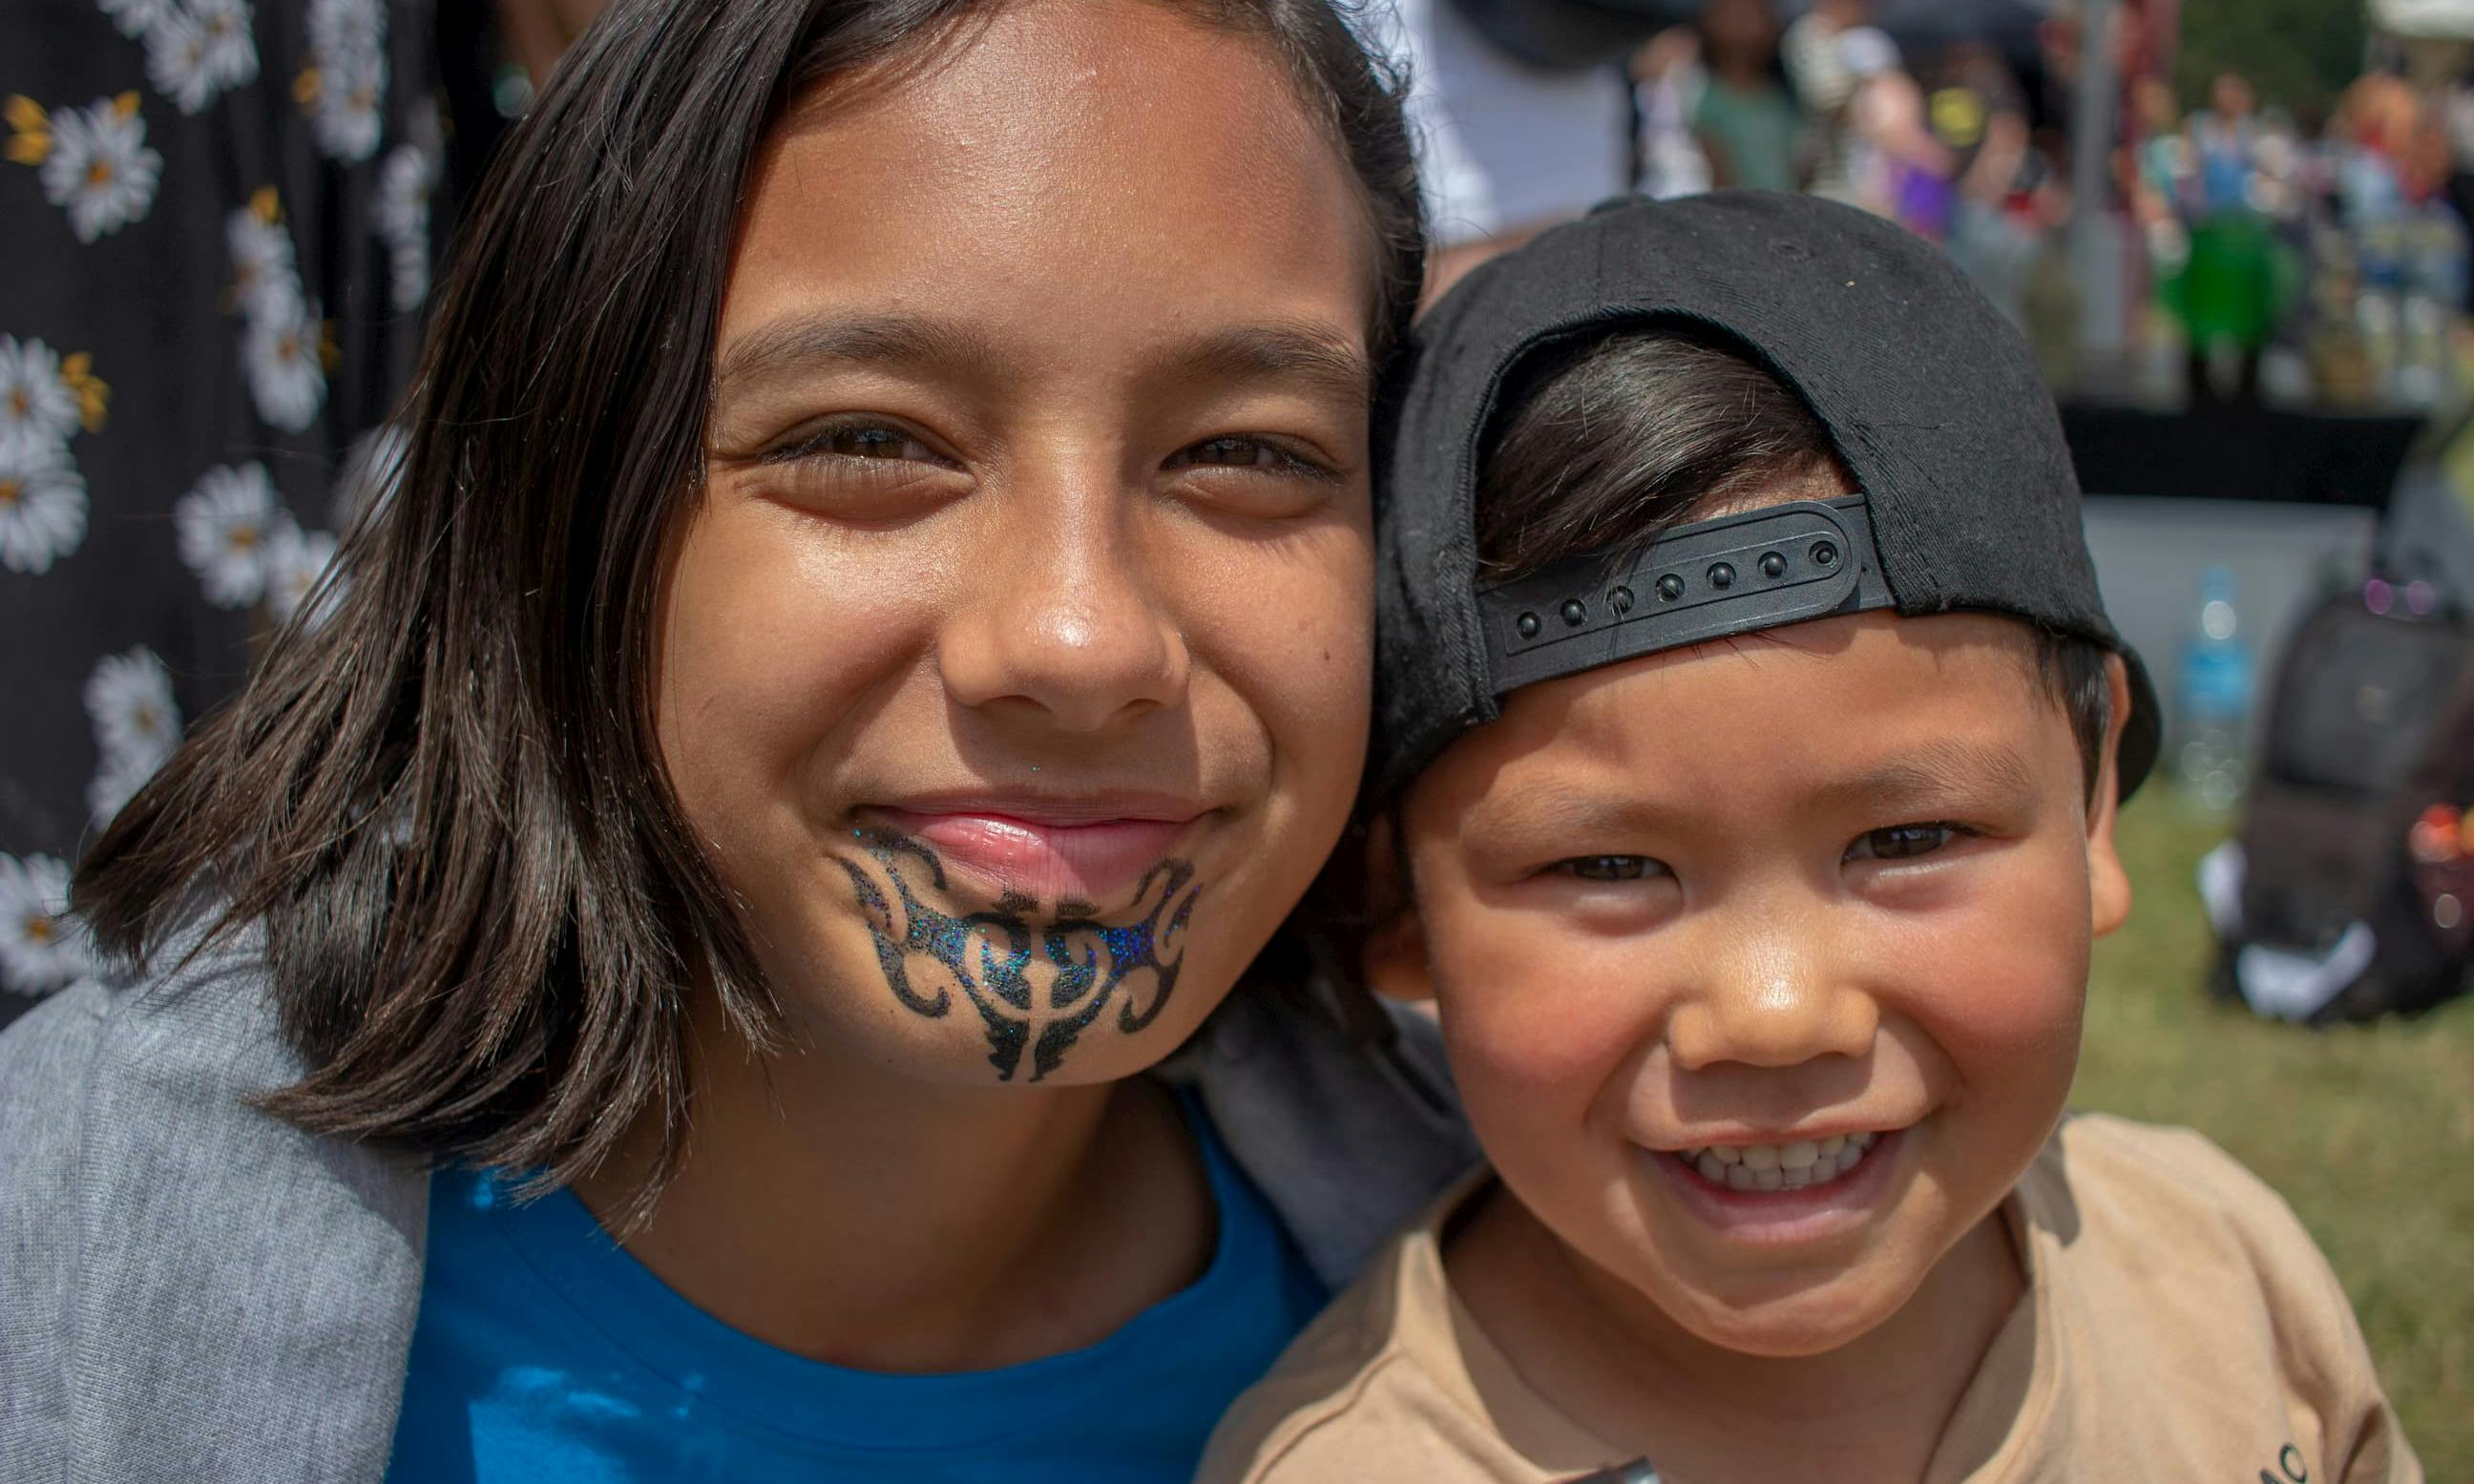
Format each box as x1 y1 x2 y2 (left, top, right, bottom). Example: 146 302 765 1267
1396 0 2474 412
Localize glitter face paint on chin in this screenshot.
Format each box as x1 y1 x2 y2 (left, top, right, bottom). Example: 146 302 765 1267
834 829 1202 1081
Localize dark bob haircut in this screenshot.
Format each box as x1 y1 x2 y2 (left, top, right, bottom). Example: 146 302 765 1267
75 0 1426 1222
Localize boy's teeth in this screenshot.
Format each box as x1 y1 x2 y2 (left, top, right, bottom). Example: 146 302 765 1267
1685 1131 1881 1191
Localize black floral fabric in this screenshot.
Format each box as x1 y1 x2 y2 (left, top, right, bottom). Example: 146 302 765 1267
0 0 442 1026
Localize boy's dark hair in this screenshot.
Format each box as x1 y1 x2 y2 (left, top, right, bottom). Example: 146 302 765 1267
1473 325 2114 798
73 0 1425 1226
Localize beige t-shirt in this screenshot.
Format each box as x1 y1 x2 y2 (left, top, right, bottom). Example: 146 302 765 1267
1200 1114 2420 1484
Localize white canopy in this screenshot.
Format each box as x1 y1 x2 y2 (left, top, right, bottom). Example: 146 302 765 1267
2372 0 2474 40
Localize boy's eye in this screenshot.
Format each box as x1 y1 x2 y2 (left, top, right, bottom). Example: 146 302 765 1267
1845 823 1973 862
1549 854 1666 882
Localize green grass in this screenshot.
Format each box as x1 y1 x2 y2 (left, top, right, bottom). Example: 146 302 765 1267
2074 788 2474 1477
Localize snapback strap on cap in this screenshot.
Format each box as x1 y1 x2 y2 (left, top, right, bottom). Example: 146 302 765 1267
1478 496 1893 695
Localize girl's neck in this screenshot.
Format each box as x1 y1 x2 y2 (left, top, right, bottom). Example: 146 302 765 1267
1453 1190 2025 1483
574 994 1213 1373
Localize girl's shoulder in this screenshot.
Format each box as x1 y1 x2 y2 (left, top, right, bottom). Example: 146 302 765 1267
0 914 426 1481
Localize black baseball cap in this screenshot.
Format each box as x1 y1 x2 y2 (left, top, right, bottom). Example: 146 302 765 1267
1372 190 2160 803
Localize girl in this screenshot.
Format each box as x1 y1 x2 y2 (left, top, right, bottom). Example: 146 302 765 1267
0 2 1468 1478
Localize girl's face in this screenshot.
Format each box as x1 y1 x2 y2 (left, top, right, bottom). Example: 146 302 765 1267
658 0 1378 1089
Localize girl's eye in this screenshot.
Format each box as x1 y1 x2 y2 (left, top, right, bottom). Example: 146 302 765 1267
1549 855 1666 882
753 418 966 520
1165 435 1327 475
827 427 932 460
767 422 947 467
1162 434 1342 520
1845 823 1973 863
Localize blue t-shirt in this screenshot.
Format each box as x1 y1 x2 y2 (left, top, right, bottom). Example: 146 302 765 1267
387 1095 1324 1482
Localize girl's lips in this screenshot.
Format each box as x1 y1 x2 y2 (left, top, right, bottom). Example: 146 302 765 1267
865 806 1203 905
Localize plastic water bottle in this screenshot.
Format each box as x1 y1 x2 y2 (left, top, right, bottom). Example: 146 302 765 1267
2177 565 2255 810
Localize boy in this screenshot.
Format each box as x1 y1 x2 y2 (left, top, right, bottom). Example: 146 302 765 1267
1200 193 2420 1482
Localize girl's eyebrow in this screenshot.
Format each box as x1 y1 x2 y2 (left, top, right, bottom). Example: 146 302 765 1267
714 311 1000 396
714 310 1372 405
1162 323 1373 405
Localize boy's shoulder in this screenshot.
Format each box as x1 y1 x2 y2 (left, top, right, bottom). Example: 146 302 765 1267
1197 1168 1617 1484
2026 1111 2353 1315
1986 1112 2420 1482
1207 1118 2420 1484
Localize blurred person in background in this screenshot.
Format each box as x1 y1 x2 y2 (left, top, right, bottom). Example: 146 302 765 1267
1841 26 1956 240
1780 0 1866 199
1369 0 1633 301
1937 36 2044 326
1691 0 1798 193
2191 70 2263 219
1629 25 1713 199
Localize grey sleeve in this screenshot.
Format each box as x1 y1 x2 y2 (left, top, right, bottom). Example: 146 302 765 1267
1173 987 1479 1290
0 981 114 1479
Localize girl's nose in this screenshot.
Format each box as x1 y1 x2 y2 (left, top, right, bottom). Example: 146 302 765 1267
936 486 1189 734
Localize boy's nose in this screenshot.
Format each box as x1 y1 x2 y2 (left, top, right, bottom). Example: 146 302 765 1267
1663 916 1878 1071
935 479 1190 734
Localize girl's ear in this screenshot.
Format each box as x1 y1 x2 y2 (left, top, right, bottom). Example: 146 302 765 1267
1361 813 1438 1003
2086 654 2135 939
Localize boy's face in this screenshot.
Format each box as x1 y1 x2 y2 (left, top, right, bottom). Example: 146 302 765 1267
1373 609 2131 1358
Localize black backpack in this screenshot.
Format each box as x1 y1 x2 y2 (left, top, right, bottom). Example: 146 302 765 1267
2212 576 2474 1022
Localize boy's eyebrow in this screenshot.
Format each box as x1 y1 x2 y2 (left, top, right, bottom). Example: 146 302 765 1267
1809 739 2042 814
1459 784 1658 842
1463 740 2042 839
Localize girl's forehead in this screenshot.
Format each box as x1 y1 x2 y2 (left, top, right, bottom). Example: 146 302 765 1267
719 3 1373 366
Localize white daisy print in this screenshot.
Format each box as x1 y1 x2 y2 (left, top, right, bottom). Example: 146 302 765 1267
33 94 162 243
263 517 342 627
88 750 161 831
145 0 260 115
85 647 182 828
303 48 386 162
0 852 89 997
174 460 279 606
0 439 90 575
84 646 180 770
96 0 178 38
374 143 434 311
305 0 381 56
329 421 408 529
0 335 80 463
225 188 298 317
241 288 328 432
